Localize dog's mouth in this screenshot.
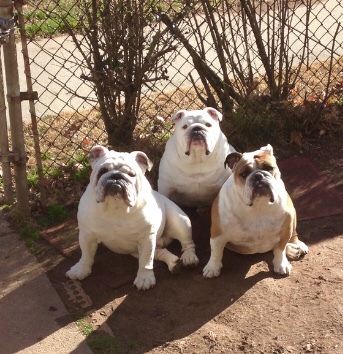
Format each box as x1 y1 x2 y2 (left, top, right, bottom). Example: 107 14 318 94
185 127 210 155
250 182 275 205
96 173 135 206
104 179 128 197
246 171 276 206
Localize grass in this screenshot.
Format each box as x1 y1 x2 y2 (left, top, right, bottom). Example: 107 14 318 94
24 0 82 38
27 167 39 188
75 318 93 336
75 318 124 353
19 226 41 251
87 333 123 354
37 204 68 227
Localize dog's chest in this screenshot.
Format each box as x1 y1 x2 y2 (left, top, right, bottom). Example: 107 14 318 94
172 163 230 205
79 201 164 254
225 208 286 254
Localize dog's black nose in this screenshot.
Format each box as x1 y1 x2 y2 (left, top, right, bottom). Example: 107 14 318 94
109 173 123 180
254 172 264 181
192 126 203 132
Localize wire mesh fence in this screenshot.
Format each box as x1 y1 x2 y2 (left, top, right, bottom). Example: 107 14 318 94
1 0 343 208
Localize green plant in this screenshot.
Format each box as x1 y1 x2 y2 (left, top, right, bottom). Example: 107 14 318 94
67 153 91 183
1 204 11 212
71 165 90 183
24 1 82 38
76 318 93 336
27 167 39 188
20 226 41 251
43 166 63 178
41 152 52 161
38 204 68 227
87 333 123 354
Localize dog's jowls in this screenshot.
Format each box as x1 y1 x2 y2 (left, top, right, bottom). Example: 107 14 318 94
158 107 236 208
66 145 199 290
203 144 308 278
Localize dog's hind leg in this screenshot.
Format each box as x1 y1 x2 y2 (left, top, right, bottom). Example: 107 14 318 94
286 234 309 260
286 220 309 260
154 246 181 274
163 200 199 268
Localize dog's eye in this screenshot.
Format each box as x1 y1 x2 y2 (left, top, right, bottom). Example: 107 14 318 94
263 165 274 172
205 123 212 127
182 124 187 129
240 170 250 179
97 167 108 180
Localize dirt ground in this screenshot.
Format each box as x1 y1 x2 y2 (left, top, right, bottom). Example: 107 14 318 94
33 141 343 354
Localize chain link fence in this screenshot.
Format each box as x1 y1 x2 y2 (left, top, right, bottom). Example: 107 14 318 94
1 0 342 209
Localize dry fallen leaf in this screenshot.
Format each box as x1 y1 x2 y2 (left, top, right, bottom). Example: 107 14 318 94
290 130 303 146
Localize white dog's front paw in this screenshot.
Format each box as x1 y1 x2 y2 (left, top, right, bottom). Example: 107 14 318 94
181 249 199 268
133 270 156 290
273 258 292 275
66 262 92 280
203 261 222 278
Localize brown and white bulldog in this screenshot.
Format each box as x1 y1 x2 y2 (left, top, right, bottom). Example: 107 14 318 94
203 144 308 278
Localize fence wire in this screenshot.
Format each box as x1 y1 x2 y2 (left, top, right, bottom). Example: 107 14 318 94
4 0 343 206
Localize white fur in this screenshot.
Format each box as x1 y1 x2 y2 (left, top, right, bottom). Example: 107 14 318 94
66 146 199 290
158 107 236 207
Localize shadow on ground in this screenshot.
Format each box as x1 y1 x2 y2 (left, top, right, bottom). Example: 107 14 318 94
42 208 343 353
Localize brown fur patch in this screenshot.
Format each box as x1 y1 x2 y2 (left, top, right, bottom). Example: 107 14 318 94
286 193 300 244
275 199 296 252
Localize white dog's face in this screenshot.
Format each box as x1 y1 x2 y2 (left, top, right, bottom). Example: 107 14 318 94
88 146 152 206
225 144 281 206
171 107 223 156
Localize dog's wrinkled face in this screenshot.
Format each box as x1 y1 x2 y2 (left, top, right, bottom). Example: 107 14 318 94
171 107 223 156
88 146 152 207
225 144 281 206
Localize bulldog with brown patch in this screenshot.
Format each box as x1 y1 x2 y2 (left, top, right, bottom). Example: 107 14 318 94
203 144 308 278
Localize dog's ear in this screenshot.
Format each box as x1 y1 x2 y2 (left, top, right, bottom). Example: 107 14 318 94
88 145 109 166
260 144 274 156
171 110 187 123
224 152 242 170
204 107 222 122
131 151 153 174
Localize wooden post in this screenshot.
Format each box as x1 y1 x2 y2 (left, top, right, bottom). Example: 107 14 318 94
1 0 30 215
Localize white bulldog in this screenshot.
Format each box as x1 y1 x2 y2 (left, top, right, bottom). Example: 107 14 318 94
203 144 308 278
66 145 199 290
158 107 236 208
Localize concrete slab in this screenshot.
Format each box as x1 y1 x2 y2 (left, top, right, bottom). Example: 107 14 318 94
0 214 93 354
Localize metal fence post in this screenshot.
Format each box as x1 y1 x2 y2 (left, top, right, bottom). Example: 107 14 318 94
15 0 47 208
0 50 14 205
1 0 29 215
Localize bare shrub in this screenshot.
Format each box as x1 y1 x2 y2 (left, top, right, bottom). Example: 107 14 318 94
63 0 177 148
159 0 339 115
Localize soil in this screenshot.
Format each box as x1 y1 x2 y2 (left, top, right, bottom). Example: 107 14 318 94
33 138 343 354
